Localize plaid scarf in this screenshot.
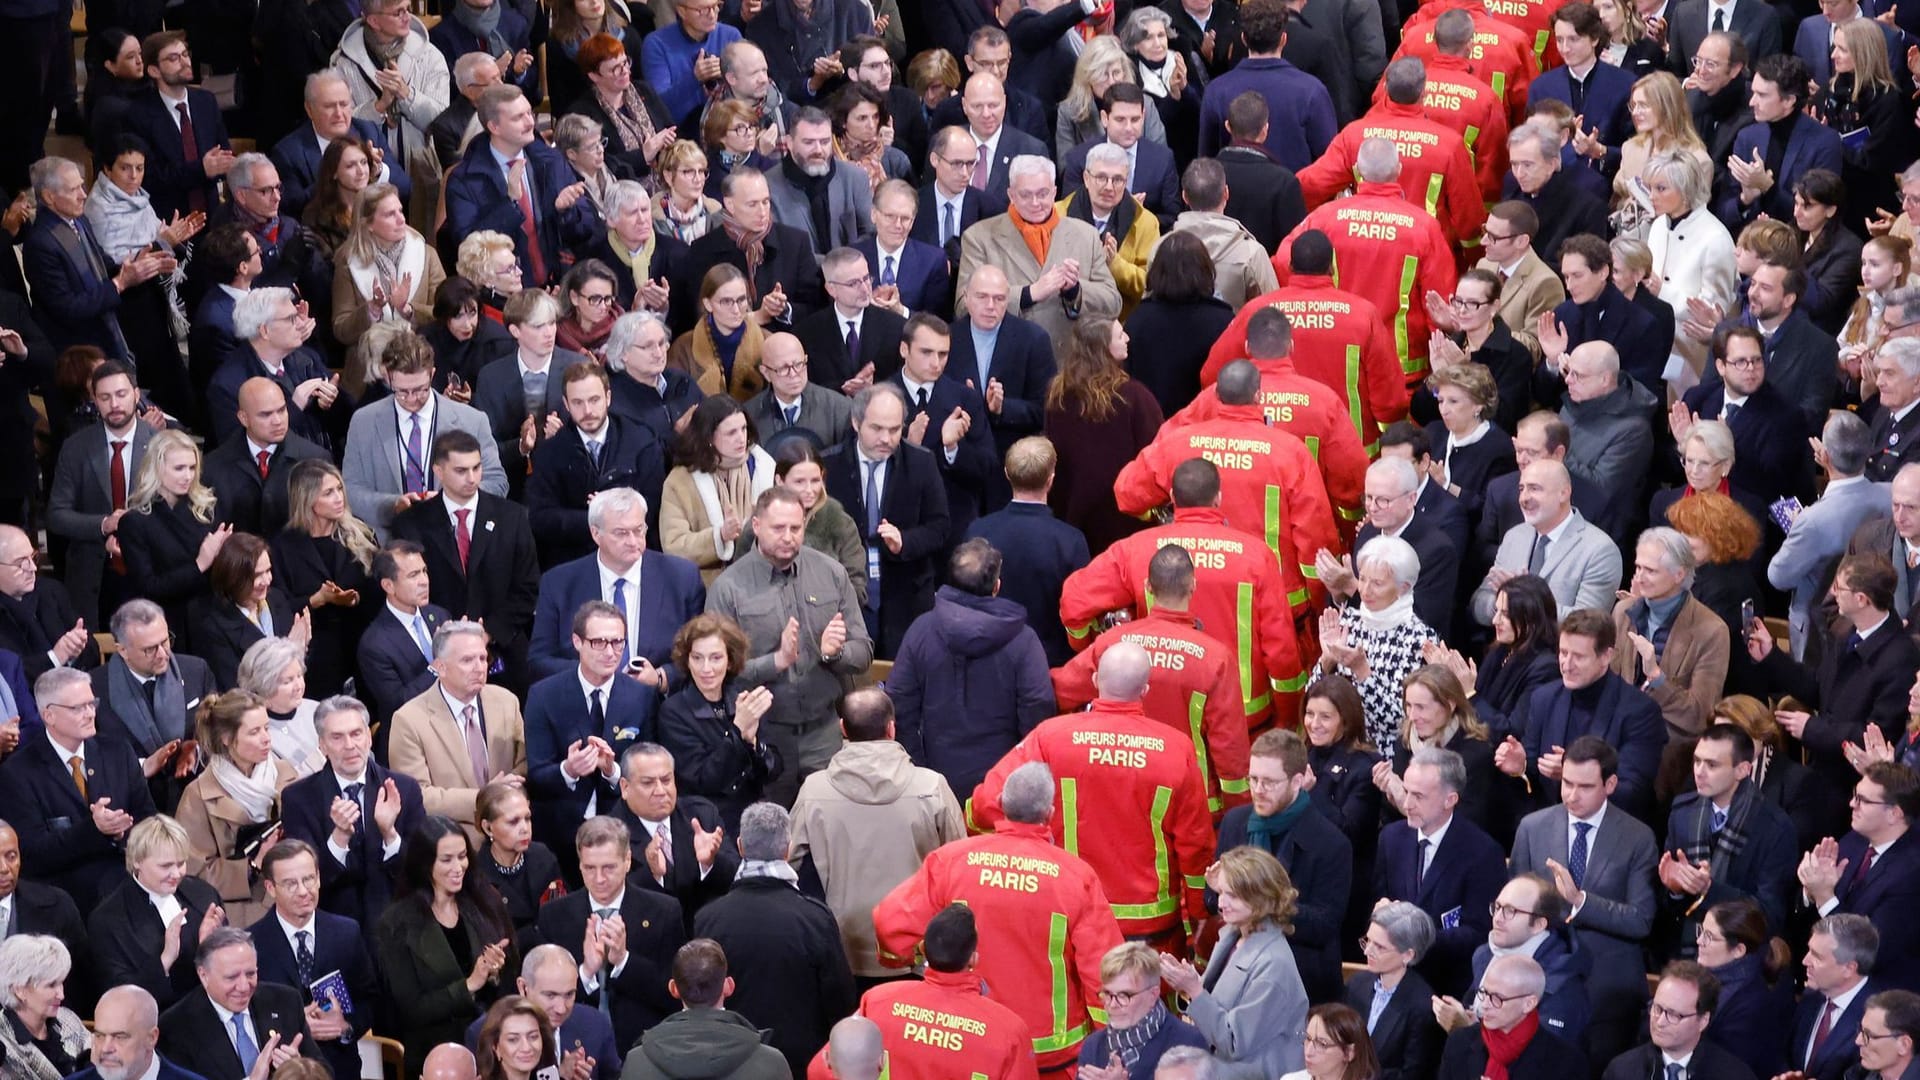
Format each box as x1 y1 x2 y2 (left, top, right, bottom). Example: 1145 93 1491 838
1105 1001 1170 1069
1682 778 1757 882
722 216 768 301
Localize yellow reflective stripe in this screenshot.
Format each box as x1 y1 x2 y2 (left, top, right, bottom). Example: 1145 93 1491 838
1150 786 1173 913
1423 172 1443 218
1337 505 1365 521
1306 435 1321 459
1491 70 1508 100
1299 562 1320 580
1031 913 1084 1053
1463 123 1481 155
1183 874 1208 889
1236 582 1256 710
1397 255 1420 373
1265 485 1282 557
1061 778 1080 855
1220 775 1250 794
1533 29 1549 61
1187 690 1217 810
1274 669 1310 692
1287 586 1310 608
964 796 981 833
1111 896 1179 918
1066 621 1096 641
1345 344 1364 437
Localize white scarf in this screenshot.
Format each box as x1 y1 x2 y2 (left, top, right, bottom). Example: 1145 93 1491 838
210 755 280 821
82 179 162 264
1354 592 1417 633
1137 54 1178 98
347 231 428 322
1407 719 1461 755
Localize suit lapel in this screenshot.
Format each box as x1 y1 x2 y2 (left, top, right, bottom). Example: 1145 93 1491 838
467 497 496 571
425 691 476 785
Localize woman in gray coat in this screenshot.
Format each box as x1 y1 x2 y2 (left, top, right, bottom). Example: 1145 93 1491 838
1160 846 1310 1079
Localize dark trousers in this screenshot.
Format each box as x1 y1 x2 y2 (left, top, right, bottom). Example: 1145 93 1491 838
0 12 61 194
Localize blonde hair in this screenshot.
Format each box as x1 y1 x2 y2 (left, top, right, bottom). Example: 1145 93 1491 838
1627 72 1705 156
1428 362 1498 421
1400 664 1490 745
125 813 191 872
1211 847 1299 932
456 230 516 283
1061 36 1135 126
1836 18 1897 98
283 459 378 572
340 183 409 270
127 428 218 524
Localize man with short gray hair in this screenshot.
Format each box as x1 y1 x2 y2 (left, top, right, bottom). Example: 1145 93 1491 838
1768 410 1891 658
1866 336 1920 482
956 153 1120 344
270 69 408 221
159 927 325 1078
1610 526 1728 740
1373 747 1507 999
461 942 623 1078
430 53 502 166
93 600 214 811
692 802 856 1077
386 619 527 831
206 285 343 448
1154 1046 1218 1080
21 158 159 365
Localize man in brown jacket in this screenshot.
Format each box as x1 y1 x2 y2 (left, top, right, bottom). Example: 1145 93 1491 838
1611 527 1730 795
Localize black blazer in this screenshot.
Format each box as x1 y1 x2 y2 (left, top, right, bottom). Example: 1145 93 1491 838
1601 1034 1758 1080
1756 618 1920 800
526 416 668 568
1346 969 1444 1080
0 579 102 681
87 874 223 1009
473 351 580 494
947 312 1056 458
1374 814 1507 999
523 667 655 849
910 182 1007 271
355 602 451 730
390 492 542 686
1307 743 1386 856
1218 801 1351 1003
108 88 228 219
1789 978 1874 1080
374 895 520 1074
584 231 689 312
887 372 998 538
1680 380 1812 500
795 303 909 391
1414 482 1472 568
92 653 215 814
158 983 324 1080
1472 646 1560 738
534 885 687 1049
616 797 740 930
1423 422 1518 520
1216 145 1307 254
1388 730 1508 842
1 733 154 911
189 589 301 690
677 223 826 335
1831 829 1920 992
852 235 950 320
1660 787 1798 947
117 500 214 645
278 761 427 932
246 908 382 1080
562 86 673 179
204 433 331 538
269 530 374 698
1355 514 1459 641
822 441 952 657
656 683 781 833
1438 1021 1588 1080
1865 397 1920 483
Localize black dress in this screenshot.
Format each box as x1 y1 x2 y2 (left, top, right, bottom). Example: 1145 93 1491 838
656 680 782 834
269 530 376 697
477 840 567 953
1124 295 1237 416
1421 421 1518 520
425 318 516 395
117 497 214 653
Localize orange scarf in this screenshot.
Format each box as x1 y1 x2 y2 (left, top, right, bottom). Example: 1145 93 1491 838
1012 208 1061 267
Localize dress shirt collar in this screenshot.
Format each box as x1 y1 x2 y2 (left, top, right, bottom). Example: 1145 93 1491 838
1418 813 1452 848
277 910 317 951
47 729 83 761
443 490 480 525
578 669 616 701
1570 801 1607 835
332 768 368 791
439 684 479 720
585 888 625 914
395 392 436 431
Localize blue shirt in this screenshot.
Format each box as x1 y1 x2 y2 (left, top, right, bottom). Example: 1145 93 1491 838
639 20 743 126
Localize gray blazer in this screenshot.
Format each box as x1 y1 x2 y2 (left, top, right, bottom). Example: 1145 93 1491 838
1472 510 1623 625
742 383 853 448
48 421 153 626
1187 923 1308 1080
1509 803 1659 1009
763 160 874 258
1768 476 1892 659
342 393 507 537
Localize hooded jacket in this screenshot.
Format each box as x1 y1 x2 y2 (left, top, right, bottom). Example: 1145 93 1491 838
1559 376 1659 541
621 1007 790 1080
1159 212 1281 309
886 586 1056 798
329 16 451 179
789 740 966 976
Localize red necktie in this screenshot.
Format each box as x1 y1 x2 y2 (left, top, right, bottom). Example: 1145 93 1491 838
255 449 271 479
1854 844 1878 884
454 508 472 572
510 159 548 285
1810 999 1837 1065
109 439 127 573
176 103 205 213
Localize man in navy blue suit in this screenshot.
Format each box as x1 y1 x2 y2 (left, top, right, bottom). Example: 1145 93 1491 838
1536 234 1668 404
357 541 452 732
1713 54 1845 228
185 226 257 400
248 839 382 1080
1789 914 1879 1080
279 696 427 931
795 248 909 393
526 363 667 568
1527 6 1636 147
1800 764 1920 992
207 287 346 449
269 70 411 221
856 180 951 320
913 126 1008 292
70 985 213 1080
1373 746 1506 998
201 156 328 307
1677 326 1811 501
964 437 1089 666
463 944 622 1080
1060 85 1182 225
525 600 658 856
0 666 156 912
108 31 232 218
445 84 594 288
23 157 166 365
946 265 1056 511
1377 423 1473 564
528 486 706 682
886 314 996 543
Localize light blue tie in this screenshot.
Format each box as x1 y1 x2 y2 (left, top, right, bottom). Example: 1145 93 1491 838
612 578 630 668
231 1013 258 1075
412 614 434 660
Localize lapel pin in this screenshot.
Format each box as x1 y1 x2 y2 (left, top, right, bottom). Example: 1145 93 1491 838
641 919 650 928
485 521 495 532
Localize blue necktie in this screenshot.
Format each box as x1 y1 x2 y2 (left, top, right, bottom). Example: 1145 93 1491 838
1711 806 1727 834
1570 821 1592 889
412 614 433 660
232 1014 258 1075
881 254 896 287
942 203 956 246
612 578 630 668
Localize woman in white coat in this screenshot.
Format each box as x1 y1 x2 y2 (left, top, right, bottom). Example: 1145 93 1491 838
1646 150 1736 396
1160 846 1310 1080
331 0 452 234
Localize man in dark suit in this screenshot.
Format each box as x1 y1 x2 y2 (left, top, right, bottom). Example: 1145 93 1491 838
443 84 595 288
430 53 496 168
927 27 1054 142
1787 914 1879 1080
269 70 410 220
1866 336 1920 483
527 487 707 681
108 31 232 218
391 429 542 689
1378 423 1472 560
1503 125 1611 266
1436 954 1590 1080
248 840 381 1080
1691 36 1754 192
47 361 152 629
0 819 91 1007
1528 19 1636 145
678 168 827 335
205 379 330 538
74 985 215 1080
955 73 1049 205
0 525 102 681
158 929 325 1079
824 384 953 659
185 226 256 406
199 156 327 306
1214 92 1308 254
856 180 951 320
535 817 687 1050
740 332 853 448
1374 745 1507 998
93 600 213 813
461 943 623 1080
23 156 157 369
948 266 1055 512
279 696 427 931
471 291 583 499
964 437 1090 666
206 289 347 450
1678 325 1812 501
1060 90 1183 225
613 742 738 931
357 541 452 732
796 249 910 393
1799 763 1920 992
0 666 153 911
1668 0 1783 77
1659 724 1800 954
913 126 1010 276
886 314 996 541
525 600 658 857
1600 961 1759 1080
526 362 667 569
1712 54 1844 228
1707 260 1840 435
1333 457 1461 639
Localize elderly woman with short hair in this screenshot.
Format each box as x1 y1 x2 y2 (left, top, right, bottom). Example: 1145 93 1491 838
586 179 684 314
1077 942 1210 1079
1650 419 1770 543
0 935 89 1080
1120 6 1200 162
1419 361 1516 517
455 230 523 324
235 636 325 778
1308 536 1441 757
1346 901 1442 1080
87 815 226 1008
606 309 705 444
554 113 625 223
1645 151 1735 393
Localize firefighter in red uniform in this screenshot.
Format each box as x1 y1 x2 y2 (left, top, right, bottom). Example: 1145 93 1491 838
1179 307 1369 540
873 761 1123 1075
806 905 1040 1080
1202 234 1409 455
972 643 1216 949
1115 360 1338 610
1298 59 1487 248
1411 0 1559 67
1395 0 1541 120
1061 458 1304 725
1054 545 1250 817
1372 12 1511 203
1272 139 1459 386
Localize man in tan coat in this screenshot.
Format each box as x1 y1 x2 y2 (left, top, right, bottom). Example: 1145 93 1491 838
1156 157 1279 310
788 687 964 981
387 618 527 834
955 154 1120 343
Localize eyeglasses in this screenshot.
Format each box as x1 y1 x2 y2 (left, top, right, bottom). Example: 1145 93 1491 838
579 636 626 652
0 554 35 572
1650 1004 1700 1023
937 152 981 170
391 384 435 402
1304 1035 1344 1051
130 637 174 659
677 1 720 12
1363 492 1410 508
1450 296 1493 310
46 699 99 715
1481 228 1518 242
1474 987 1525 1007
1246 775 1291 789
576 293 615 308
1490 901 1542 920
1357 936 1396 955
727 123 755 136
1859 1029 1906 1044
246 185 284 198
710 295 753 309
599 58 632 75
1098 987 1150 1005
1851 792 1895 807
1086 171 1128 187
764 361 808 376
828 274 874 290
1694 926 1725 946
1721 355 1765 370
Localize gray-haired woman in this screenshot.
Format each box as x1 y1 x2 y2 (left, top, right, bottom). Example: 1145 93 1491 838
1307 535 1440 756
236 636 325 778
0 935 90 1080
1345 902 1442 1080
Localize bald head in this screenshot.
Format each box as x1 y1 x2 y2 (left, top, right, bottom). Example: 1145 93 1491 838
825 1016 884 1080
0 525 32 599
1094 642 1152 702
962 73 1007 137
421 1044 478 1080
1564 341 1620 403
235 376 291 445
1356 137 1402 183
91 986 160 1080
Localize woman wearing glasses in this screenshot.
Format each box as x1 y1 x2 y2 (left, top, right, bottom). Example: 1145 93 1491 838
1423 275 1534 436
555 260 625 361
565 33 675 181
699 103 775 208
1076 942 1209 1079
1346 902 1440 1080
1285 1004 1382 1080
1693 898 1794 1079
667 265 769 401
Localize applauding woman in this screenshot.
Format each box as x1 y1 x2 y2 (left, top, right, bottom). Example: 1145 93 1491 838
174 690 297 927
333 183 447 347
272 460 377 697
87 815 226 1009
661 397 776 584
118 428 231 652
657 614 781 833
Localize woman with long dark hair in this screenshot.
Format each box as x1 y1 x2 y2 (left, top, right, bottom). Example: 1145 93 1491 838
1695 899 1795 1079
1430 574 1559 738
191 533 311 690
302 135 375 263
1301 676 1384 956
475 996 555 1080
660 397 776 585
1045 318 1164 552
472 781 566 951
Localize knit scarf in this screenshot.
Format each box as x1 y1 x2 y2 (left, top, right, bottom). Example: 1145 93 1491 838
609 223 657 279
735 858 800 884
659 192 717 244
1012 208 1062 267
1408 720 1461 756
1245 790 1311 849
722 217 768 300
597 85 657 157
1354 591 1417 633
1481 1009 1540 1080
1105 1000 1172 1069
836 135 886 195
714 448 757 523
210 755 281 821
451 0 509 57
709 315 746 383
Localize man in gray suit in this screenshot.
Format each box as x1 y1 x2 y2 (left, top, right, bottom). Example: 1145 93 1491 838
741 333 850 447
1509 736 1660 1070
48 360 152 627
1472 459 1624 625
342 331 507 539
764 108 873 259
1768 410 1890 659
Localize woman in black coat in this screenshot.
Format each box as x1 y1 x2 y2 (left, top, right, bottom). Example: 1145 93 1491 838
1819 19 1914 230
1301 676 1384 960
1438 574 1560 740
1793 169 1866 333
190 532 307 690
425 277 517 396
656 614 782 833
117 430 228 653
270 460 377 698
1123 233 1237 416
88 817 225 1010
1662 489 1769 695
1348 901 1445 1080
473 783 568 952
562 33 676 181
1420 270 1533 433
1419 363 1518 523
1696 899 1796 1080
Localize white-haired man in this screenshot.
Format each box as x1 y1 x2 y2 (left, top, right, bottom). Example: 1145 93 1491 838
956 154 1120 344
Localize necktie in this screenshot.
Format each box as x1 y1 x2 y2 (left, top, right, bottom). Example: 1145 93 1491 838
509 158 549 285
343 781 367 845
1415 837 1431 887
1846 630 1863 655
881 255 896 287
594 908 618 1017
405 412 427 495
256 449 271 479
656 823 673 872
783 404 798 426
1528 533 1550 574
1711 805 1727 834
1723 401 1741 424
461 704 489 784
68 755 86 799
411 614 434 660
110 439 128 510
864 462 882 535
1855 844 1878 884
970 142 990 190
177 103 206 213
611 578 630 668
845 321 860 362
1711 6 1725 30
942 202 957 246
589 688 605 738
1666 1063 1684 1080
585 439 601 468
231 1014 258 1075
1811 999 1837 1065
454 508 473 573
295 930 314 989
1569 821 1592 889
914 387 930 413
142 677 157 719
